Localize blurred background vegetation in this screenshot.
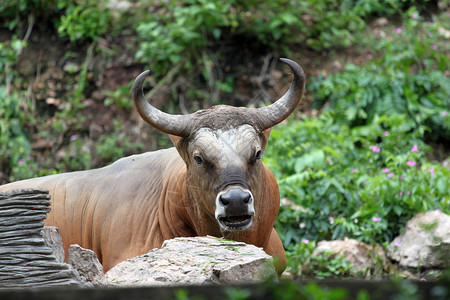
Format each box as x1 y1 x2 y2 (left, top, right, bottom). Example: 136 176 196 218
0 0 449 280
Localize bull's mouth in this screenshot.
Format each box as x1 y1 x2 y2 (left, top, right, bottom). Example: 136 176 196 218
219 215 252 229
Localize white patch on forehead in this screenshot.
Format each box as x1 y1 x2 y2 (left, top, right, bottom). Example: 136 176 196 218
192 125 259 165
195 125 257 148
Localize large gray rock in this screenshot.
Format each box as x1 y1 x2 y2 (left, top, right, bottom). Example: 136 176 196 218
106 236 276 286
68 244 107 287
0 188 87 289
387 210 450 268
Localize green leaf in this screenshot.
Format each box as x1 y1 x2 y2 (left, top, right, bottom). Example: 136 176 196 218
294 150 325 173
393 205 403 216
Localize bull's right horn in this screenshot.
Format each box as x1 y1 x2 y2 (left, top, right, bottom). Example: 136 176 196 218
131 70 192 137
249 58 306 131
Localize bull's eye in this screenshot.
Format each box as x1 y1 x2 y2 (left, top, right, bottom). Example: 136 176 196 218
255 150 262 160
194 154 204 165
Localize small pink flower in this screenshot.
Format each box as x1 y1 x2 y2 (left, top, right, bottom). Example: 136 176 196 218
383 131 389 136
370 145 380 153
427 32 433 37
372 217 381 222
302 239 309 244
410 145 418 152
82 146 89 152
411 13 418 19
407 160 416 167
18 159 24 164
387 173 394 178
381 168 389 173
429 168 435 174
400 175 404 181
70 134 78 141
442 111 448 117
399 192 403 196
396 28 403 34
394 242 401 247
432 44 437 50
435 208 441 212
407 191 411 195
351 168 358 173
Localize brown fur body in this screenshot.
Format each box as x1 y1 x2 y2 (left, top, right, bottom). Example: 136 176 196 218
0 147 285 273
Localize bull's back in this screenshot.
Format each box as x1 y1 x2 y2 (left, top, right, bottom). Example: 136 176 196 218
0 148 184 267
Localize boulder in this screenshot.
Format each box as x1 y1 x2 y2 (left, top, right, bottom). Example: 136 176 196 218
106 236 276 286
387 210 450 268
68 244 107 287
0 188 87 289
312 238 387 273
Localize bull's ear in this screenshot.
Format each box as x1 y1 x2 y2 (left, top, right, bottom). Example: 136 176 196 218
262 128 272 141
169 134 183 146
260 128 272 151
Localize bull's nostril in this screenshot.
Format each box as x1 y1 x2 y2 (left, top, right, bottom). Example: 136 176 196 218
219 195 229 206
243 194 250 204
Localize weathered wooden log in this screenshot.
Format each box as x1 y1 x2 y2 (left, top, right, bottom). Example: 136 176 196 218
0 188 86 289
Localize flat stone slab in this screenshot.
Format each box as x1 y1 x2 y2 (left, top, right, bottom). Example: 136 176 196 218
106 236 276 286
0 188 86 289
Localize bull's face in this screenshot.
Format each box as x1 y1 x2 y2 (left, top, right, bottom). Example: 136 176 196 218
176 125 270 232
131 58 305 234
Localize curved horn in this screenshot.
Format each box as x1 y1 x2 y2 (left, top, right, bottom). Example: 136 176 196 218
250 58 305 130
131 70 191 136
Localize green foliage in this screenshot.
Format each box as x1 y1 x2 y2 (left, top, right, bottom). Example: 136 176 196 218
95 121 144 165
134 0 440 79
0 39 26 84
57 0 113 43
136 0 416 78
104 84 134 110
265 113 449 249
0 0 68 31
0 38 33 182
303 251 357 279
0 0 114 45
0 87 32 181
55 134 92 172
287 240 388 279
309 8 450 141
136 0 237 77
297 0 366 50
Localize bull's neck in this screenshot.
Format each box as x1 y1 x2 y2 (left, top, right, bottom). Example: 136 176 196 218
158 159 197 239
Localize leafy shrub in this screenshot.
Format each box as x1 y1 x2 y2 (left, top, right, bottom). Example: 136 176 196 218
0 38 34 183
264 113 449 248
104 84 134 110
0 39 26 84
95 120 144 165
286 240 360 279
135 0 441 78
58 0 113 43
0 88 31 181
136 0 237 77
309 8 450 141
0 0 69 31
0 0 114 44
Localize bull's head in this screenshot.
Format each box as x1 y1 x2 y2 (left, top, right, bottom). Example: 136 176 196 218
131 58 305 236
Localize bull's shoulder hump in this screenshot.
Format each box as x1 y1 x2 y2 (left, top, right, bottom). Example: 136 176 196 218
0 148 183 192
108 147 182 170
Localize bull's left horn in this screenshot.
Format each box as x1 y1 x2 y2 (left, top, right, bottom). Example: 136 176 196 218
131 70 192 136
250 58 305 130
